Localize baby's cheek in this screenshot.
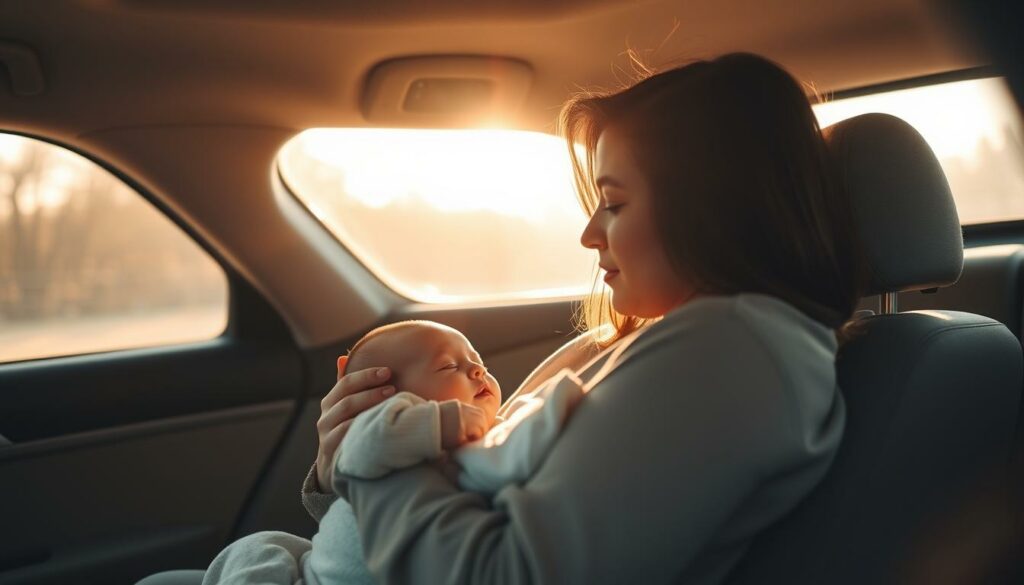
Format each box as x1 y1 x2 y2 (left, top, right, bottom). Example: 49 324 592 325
416 379 460 403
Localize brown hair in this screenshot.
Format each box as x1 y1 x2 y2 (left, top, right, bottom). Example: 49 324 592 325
559 52 867 347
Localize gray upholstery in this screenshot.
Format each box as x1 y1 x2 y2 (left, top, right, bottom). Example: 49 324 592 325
825 113 964 295
726 114 1024 583
726 312 1022 583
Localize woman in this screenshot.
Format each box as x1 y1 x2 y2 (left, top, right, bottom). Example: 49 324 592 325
307 52 866 584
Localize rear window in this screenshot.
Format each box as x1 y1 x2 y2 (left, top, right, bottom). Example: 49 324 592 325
813 76 1024 225
278 129 593 303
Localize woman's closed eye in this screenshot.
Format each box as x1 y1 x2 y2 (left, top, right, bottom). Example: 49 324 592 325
602 202 624 214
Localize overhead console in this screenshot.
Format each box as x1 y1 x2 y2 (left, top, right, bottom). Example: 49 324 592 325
0 40 44 97
361 55 533 127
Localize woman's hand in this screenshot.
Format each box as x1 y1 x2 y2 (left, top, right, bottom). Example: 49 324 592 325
315 355 396 492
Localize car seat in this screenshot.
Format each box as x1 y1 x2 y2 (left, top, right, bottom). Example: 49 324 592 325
725 113 1024 584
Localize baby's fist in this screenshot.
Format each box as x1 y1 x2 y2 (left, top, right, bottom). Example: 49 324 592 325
459 403 489 444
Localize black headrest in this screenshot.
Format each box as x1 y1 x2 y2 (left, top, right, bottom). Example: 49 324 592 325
823 113 963 295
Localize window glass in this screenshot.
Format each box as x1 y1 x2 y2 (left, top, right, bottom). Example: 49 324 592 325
813 77 1024 225
0 134 228 363
278 129 594 303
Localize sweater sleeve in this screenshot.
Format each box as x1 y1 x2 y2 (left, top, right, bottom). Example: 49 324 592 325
345 308 843 584
301 463 336 522
334 392 445 484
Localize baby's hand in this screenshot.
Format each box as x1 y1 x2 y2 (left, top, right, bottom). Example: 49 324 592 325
439 401 489 449
460 403 489 444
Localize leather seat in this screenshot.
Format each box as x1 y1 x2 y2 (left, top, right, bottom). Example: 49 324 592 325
725 114 1024 584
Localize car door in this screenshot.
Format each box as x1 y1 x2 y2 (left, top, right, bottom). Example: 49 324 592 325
0 133 305 585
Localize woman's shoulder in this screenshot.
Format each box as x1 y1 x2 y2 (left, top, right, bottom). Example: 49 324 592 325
615 293 840 407
600 293 844 464
639 293 837 357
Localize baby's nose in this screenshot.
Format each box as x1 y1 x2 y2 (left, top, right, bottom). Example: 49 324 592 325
469 363 486 379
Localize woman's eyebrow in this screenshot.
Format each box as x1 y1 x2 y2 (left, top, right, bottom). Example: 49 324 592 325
595 175 626 191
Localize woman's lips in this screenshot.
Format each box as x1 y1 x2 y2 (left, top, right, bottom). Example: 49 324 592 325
603 270 620 283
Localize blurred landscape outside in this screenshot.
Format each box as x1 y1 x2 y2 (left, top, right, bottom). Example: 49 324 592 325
279 129 596 304
0 135 227 363
813 76 1024 224
2 76 1022 364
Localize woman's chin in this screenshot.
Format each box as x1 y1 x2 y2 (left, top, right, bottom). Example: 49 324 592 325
612 297 674 319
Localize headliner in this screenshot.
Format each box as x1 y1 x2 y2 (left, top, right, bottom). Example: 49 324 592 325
0 0 984 138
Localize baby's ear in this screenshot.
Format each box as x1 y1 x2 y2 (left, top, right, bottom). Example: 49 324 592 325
336 355 349 380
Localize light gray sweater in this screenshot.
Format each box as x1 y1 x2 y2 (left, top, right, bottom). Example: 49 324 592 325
305 293 845 585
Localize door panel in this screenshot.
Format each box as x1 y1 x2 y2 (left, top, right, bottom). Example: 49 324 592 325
0 283 305 585
0 401 292 584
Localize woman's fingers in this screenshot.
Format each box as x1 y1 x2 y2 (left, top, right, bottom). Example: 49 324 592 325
320 364 392 412
319 419 352 462
317 384 395 434
315 358 396 493
317 418 355 490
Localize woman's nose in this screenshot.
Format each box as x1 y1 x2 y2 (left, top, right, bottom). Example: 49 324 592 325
580 210 605 250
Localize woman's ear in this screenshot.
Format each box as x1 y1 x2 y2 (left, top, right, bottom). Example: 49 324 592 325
337 355 349 380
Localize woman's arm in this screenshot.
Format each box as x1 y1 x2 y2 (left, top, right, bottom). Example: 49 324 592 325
303 333 596 520
346 312 842 584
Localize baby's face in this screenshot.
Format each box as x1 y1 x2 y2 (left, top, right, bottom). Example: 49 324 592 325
382 324 501 426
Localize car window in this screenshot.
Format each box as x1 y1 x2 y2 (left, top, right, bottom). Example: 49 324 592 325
278 129 594 304
0 134 228 363
813 76 1024 225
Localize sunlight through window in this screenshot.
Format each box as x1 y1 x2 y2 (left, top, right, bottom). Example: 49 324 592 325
278 129 595 303
814 77 1024 225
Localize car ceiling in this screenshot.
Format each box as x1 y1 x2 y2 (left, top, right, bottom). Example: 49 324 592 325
0 0 983 137
0 0 990 348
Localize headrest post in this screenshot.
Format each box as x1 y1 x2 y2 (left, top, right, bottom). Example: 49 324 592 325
880 292 899 315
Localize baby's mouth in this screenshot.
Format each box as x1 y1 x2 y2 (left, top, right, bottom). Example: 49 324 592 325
474 386 493 399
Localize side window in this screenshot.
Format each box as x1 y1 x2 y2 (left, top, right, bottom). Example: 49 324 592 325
0 134 228 363
814 76 1024 225
278 129 593 303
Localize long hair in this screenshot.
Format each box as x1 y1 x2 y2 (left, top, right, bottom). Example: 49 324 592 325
559 53 868 347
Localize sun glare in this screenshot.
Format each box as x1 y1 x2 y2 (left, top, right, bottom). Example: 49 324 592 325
814 77 1024 224
814 78 1021 165
279 128 595 303
296 129 579 223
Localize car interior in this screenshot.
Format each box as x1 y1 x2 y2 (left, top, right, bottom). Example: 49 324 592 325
1 0 1023 584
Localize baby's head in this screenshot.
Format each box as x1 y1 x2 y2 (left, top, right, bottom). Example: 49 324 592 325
347 320 501 426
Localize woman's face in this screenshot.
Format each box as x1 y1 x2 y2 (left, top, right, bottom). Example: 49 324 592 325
580 126 694 318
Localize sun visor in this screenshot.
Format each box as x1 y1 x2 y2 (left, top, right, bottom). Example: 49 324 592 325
361 56 532 127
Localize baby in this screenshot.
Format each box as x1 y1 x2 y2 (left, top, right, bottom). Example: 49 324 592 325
203 320 584 585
